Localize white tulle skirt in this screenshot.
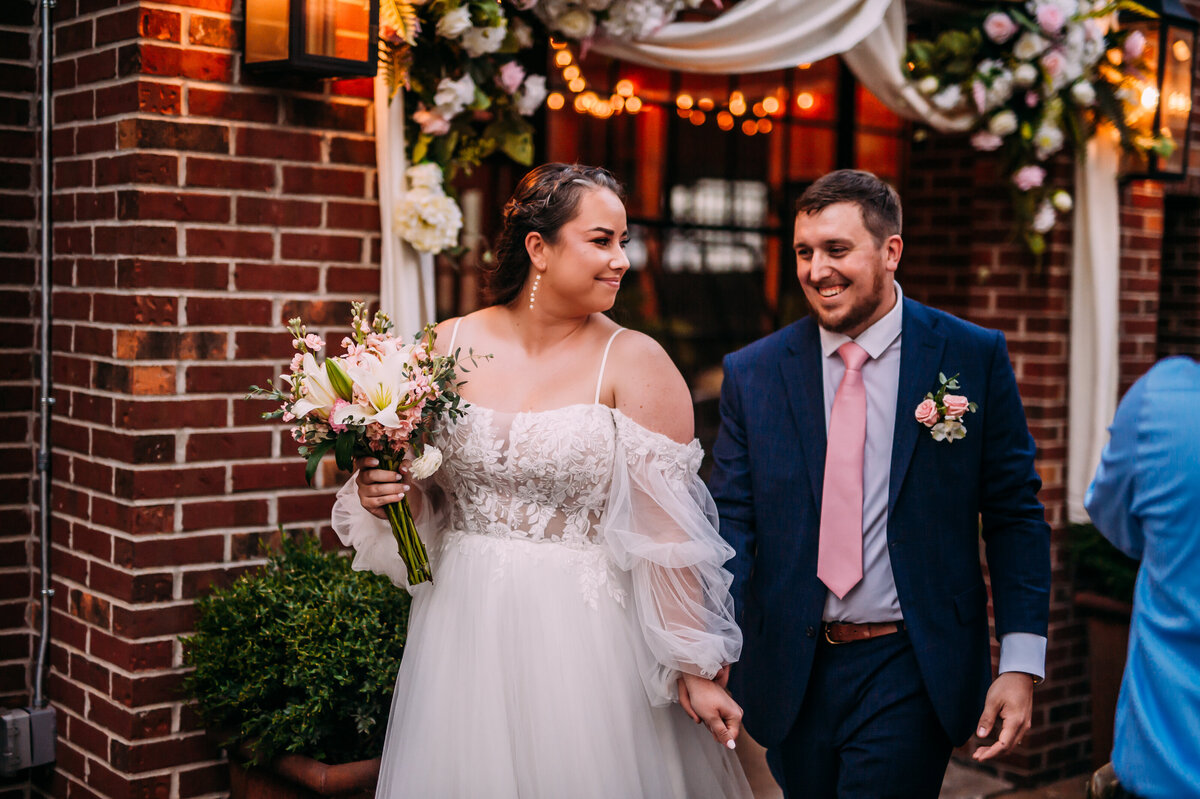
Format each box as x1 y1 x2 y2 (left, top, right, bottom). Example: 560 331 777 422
374 530 752 799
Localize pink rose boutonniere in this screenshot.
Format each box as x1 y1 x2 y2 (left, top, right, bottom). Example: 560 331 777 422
915 372 978 443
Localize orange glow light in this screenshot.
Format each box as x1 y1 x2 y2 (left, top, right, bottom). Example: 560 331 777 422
717 111 734 130
698 97 714 111
563 65 580 81
579 91 598 110
615 79 635 97
610 94 625 111
568 77 586 93
676 93 694 110
797 92 815 110
625 96 643 113
752 101 765 117
762 96 780 115
742 119 757 135
555 50 573 67
690 110 706 126
757 118 772 134
547 92 565 110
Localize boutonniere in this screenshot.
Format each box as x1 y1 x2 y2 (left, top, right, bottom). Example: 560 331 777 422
914 372 978 443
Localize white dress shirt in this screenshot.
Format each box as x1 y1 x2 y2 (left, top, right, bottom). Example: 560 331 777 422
818 283 1046 679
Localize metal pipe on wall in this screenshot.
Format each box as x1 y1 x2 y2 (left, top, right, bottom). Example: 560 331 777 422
34 0 56 709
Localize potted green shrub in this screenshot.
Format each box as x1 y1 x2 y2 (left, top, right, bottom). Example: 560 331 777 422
1070 522 1138 769
183 534 411 798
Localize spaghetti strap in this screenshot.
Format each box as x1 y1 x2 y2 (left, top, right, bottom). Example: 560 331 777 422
447 317 463 352
594 328 625 405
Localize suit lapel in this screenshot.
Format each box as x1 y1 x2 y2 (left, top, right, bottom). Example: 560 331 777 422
889 299 946 516
779 320 827 511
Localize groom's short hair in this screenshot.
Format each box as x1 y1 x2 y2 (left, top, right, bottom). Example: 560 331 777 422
797 170 902 246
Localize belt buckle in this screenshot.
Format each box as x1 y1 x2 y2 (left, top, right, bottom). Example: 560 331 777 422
822 624 847 645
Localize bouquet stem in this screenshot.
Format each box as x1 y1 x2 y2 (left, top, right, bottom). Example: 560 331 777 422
383 498 433 586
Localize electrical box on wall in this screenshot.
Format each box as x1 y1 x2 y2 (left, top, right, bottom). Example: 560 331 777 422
0 706 56 776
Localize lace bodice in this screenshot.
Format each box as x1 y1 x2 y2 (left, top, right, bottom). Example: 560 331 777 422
434 403 622 545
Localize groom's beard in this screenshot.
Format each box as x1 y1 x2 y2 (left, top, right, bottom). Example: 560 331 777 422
807 266 888 336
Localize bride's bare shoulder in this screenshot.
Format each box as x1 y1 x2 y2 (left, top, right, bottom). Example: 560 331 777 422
432 308 500 354
607 328 693 445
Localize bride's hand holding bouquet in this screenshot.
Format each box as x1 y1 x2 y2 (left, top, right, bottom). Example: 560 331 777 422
249 302 474 586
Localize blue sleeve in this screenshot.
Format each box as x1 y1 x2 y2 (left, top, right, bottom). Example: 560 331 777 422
1084 373 1149 560
708 356 756 621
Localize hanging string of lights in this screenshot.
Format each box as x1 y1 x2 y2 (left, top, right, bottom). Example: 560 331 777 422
544 41 821 137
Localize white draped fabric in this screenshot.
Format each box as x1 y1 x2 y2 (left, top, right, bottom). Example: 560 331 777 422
594 0 1120 522
373 76 436 338
373 0 1121 522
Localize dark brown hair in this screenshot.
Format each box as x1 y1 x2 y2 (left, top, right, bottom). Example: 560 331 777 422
796 169 902 245
486 163 625 306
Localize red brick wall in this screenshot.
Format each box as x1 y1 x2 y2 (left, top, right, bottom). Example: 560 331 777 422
1157 195 1200 358
28 0 381 794
0 0 38 730
1118 182 1164 393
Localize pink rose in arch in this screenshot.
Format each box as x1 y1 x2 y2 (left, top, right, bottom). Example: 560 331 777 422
983 12 1018 44
943 394 970 420
915 398 940 427
1013 165 1046 191
498 61 526 95
1036 4 1065 35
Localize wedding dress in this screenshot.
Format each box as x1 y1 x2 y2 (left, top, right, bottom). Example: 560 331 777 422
332 327 751 799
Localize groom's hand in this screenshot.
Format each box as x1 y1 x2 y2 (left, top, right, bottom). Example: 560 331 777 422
971 672 1035 762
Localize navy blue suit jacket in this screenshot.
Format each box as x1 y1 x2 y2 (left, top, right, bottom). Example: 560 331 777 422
709 298 1051 747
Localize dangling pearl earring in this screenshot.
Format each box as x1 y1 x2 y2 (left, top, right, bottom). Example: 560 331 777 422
528 273 541 311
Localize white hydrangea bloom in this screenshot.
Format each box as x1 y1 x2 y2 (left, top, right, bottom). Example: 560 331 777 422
1031 200 1057 234
436 7 472 39
516 75 548 116
406 163 444 191
433 73 476 118
394 190 464 254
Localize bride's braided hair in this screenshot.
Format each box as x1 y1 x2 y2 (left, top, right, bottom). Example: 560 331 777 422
486 163 625 306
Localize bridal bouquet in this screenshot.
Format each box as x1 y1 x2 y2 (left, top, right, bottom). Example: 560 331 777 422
250 303 471 586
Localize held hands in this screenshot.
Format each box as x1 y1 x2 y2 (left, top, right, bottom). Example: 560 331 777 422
972 672 1035 762
677 669 742 751
355 457 413 520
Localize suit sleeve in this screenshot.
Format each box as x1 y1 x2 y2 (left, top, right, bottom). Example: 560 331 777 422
978 332 1051 640
708 354 757 622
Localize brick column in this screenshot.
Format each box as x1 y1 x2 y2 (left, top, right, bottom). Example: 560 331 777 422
40 0 381 795
1157 195 1200 358
1117 181 1163 394
0 0 38 733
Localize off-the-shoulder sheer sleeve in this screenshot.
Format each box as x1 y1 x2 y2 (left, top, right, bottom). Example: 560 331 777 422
602 410 743 706
331 472 446 594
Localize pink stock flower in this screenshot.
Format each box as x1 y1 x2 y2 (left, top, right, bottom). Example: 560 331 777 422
983 12 1018 44
282 411 295 422
915 399 940 427
942 394 970 420
971 130 1004 151
1013 165 1046 191
304 333 325 350
413 106 451 135
1036 4 1065 35
972 81 987 113
290 353 304 372
498 61 526 95
329 399 350 432
1026 90 1040 108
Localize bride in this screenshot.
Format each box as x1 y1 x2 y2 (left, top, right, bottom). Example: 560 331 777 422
332 163 752 798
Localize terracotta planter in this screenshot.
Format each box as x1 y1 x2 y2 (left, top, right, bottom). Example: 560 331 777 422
1075 591 1133 769
226 740 381 799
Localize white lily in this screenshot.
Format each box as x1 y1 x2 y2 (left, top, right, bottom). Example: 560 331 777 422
291 353 340 419
345 351 413 429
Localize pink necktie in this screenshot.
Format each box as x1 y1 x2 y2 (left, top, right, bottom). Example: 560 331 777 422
818 341 870 599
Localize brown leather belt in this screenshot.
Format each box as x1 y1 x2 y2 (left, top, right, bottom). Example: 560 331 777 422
822 621 905 645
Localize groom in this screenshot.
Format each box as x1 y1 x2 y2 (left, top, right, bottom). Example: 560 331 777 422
710 170 1051 797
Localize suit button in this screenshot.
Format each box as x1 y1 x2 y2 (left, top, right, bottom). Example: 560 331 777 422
806 626 816 638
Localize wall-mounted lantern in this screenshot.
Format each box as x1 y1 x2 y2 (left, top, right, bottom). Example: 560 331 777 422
244 0 380 78
1121 0 1198 179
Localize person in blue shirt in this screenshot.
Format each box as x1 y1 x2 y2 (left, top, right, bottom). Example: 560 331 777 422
1085 356 1200 799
